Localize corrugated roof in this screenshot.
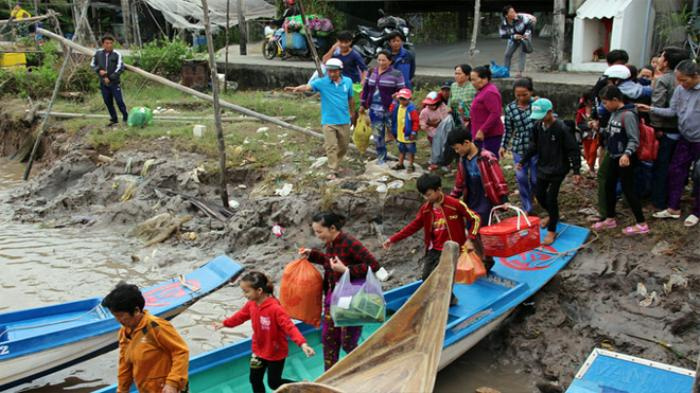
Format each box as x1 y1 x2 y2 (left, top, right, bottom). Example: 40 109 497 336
576 0 632 19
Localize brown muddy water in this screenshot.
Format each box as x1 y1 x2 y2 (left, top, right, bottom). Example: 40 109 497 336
1 158 535 393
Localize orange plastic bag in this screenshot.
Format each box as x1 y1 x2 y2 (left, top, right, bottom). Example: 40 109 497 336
279 259 323 327
454 249 486 284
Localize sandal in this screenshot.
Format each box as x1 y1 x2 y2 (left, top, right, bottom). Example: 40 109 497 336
407 164 415 173
684 214 699 227
591 218 617 230
326 172 339 180
652 209 681 219
622 223 650 235
392 163 405 170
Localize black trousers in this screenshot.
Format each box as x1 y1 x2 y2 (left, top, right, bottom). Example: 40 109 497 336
249 357 293 393
100 83 128 123
606 154 645 223
535 176 564 232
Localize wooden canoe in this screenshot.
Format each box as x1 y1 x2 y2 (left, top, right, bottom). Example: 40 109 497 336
276 241 459 393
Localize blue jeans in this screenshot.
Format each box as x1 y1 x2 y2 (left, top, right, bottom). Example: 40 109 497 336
100 83 128 123
513 152 537 213
370 111 391 163
504 39 527 73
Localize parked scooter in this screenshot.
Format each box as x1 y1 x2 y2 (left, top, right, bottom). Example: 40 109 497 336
262 18 333 60
353 9 413 64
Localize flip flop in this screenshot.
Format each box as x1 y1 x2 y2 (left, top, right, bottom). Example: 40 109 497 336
684 214 699 227
622 223 650 235
653 209 681 219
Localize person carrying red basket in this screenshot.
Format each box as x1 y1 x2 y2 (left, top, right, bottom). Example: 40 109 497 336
383 174 489 306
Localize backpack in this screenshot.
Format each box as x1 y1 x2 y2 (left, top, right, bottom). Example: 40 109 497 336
621 111 659 162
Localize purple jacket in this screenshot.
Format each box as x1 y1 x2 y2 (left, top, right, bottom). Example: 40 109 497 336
470 82 504 139
360 66 405 111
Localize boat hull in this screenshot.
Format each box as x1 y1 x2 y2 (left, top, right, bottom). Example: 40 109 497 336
438 310 511 371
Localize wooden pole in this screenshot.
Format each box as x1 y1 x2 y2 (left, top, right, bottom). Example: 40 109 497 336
694 351 700 393
224 0 230 92
297 0 323 76
552 0 566 71
468 0 481 58
24 2 90 181
200 0 230 208
0 14 52 26
34 110 297 123
236 0 247 55
120 0 132 48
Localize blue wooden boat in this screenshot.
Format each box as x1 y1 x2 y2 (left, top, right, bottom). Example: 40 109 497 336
97 223 589 393
567 348 696 393
0 255 244 391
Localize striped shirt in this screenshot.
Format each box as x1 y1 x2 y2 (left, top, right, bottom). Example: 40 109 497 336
361 66 405 113
502 99 535 155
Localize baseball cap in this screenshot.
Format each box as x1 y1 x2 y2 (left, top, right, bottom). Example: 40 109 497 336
441 81 452 89
530 98 553 120
325 58 343 70
604 64 631 80
397 88 412 100
422 91 440 105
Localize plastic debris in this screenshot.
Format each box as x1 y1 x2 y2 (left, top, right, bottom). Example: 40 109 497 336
193 124 206 138
375 267 391 282
124 158 133 174
310 156 328 169
256 127 269 133
639 291 658 307
636 282 648 297
387 180 404 190
663 274 688 295
272 224 285 238
274 183 293 197
141 159 156 177
228 199 240 209
651 240 673 256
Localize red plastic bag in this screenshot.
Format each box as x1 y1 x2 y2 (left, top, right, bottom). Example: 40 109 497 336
455 248 486 284
636 120 659 161
479 204 541 257
279 259 323 327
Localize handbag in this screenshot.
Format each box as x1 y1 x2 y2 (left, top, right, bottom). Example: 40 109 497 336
521 38 534 54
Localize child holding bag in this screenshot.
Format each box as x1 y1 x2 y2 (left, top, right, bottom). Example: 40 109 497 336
216 271 315 393
299 212 381 370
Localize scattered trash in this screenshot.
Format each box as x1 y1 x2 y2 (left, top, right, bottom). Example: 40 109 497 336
387 180 404 190
272 224 285 238
243 138 250 144
131 213 193 246
375 183 387 193
476 387 502 393
228 199 240 209
120 181 138 202
651 240 673 256
636 282 648 297
96 154 114 163
283 151 294 158
237 184 247 189
256 127 269 133
183 232 198 241
375 267 392 282
127 106 154 128
274 183 293 196
310 156 328 169
181 165 205 185
578 207 599 216
141 159 156 177
637 283 658 307
663 274 688 295
124 158 133 174
193 124 206 138
362 159 424 181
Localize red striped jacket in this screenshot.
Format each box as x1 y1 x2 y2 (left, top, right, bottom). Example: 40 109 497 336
451 149 509 205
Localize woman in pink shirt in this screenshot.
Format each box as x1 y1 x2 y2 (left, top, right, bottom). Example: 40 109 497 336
470 65 505 158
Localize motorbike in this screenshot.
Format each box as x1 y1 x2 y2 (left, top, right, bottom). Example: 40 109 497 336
353 9 413 64
262 20 332 60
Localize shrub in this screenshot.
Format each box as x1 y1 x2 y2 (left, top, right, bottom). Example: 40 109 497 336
131 39 193 78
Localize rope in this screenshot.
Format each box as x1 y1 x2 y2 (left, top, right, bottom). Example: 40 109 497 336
537 225 600 259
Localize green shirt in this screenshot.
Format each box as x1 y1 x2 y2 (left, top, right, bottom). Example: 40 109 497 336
448 81 477 118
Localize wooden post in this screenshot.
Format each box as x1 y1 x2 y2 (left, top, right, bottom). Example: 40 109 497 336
24 2 90 181
224 0 230 92
552 0 566 70
200 0 230 208
468 0 481 58
120 0 132 48
694 351 700 393
132 2 142 47
237 0 247 55
297 0 323 76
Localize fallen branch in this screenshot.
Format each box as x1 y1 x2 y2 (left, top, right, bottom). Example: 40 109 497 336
33 110 296 123
0 14 53 26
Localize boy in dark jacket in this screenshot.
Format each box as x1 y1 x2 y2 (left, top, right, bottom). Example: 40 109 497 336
383 174 482 306
90 35 128 127
518 98 581 245
447 127 509 223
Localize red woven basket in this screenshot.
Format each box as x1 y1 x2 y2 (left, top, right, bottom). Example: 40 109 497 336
479 204 541 257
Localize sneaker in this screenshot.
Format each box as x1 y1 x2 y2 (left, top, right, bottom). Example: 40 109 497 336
591 218 617 230
622 223 650 235
407 164 415 173
392 163 405 170
684 214 699 227
106 121 118 128
653 209 681 219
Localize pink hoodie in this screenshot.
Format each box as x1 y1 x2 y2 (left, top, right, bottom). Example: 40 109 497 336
470 82 504 139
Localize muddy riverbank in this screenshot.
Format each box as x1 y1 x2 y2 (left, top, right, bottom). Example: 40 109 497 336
2 102 699 392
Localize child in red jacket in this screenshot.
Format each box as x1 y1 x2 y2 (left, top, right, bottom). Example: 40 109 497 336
383 174 482 305
216 271 315 393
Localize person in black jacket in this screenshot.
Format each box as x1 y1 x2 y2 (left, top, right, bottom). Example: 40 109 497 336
518 98 581 245
90 35 128 127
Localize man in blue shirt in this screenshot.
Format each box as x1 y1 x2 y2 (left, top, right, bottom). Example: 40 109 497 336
388 31 415 89
322 31 368 84
291 58 354 180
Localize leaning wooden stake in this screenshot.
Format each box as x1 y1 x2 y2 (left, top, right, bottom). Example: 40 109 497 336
468 0 481 58
297 0 323 76
24 2 90 180
693 351 699 393
201 0 230 208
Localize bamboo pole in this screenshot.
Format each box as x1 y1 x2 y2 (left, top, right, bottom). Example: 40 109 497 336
24 2 90 181
36 27 325 140
467 0 480 58
297 0 323 77
34 110 296 123
224 0 230 92
200 0 229 208
0 14 52 26
552 0 566 71
236 0 247 55
120 0 133 48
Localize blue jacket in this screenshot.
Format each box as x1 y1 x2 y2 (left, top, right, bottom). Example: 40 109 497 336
389 101 419 140
392 47 415 89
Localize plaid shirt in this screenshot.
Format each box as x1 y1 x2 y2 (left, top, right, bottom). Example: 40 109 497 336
502 99 535 156
448 81 477 119
308 232 381 292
